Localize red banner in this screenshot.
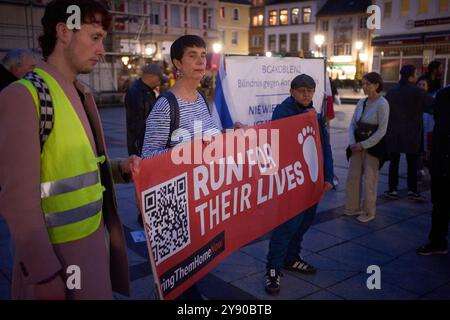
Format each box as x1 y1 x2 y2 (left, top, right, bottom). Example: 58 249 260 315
133 111 324 300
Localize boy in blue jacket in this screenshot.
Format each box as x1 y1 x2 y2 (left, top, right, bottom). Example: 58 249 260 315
265 74 334 295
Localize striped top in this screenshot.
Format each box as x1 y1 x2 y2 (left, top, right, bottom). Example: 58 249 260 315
142 93 221 158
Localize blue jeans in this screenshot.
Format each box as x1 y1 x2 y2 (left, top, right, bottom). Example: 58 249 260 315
266 204 318 272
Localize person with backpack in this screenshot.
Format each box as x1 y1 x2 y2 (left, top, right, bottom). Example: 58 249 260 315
0 0 140 299
141 35 221 159
141 35 222 300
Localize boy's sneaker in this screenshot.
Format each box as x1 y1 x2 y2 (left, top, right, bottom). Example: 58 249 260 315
265 269 282 295
383 190 399 199
284 259 317 274
408 191 425 202
416 243 448 256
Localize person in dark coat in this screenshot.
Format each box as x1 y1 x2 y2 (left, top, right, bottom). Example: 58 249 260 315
384 65 431 202
125 63 166 226
425 60 444 96
125 63 167 157
417 85 450 255
0 49 36 92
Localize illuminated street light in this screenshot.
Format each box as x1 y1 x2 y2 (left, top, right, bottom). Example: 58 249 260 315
265 51 272 58
212 42 222 54
121 56 129 65
355 41 363 51
314 34 325 57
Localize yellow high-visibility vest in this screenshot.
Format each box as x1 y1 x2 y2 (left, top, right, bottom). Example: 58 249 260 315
17 67 104 244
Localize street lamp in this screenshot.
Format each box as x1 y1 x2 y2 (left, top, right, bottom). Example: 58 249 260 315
354 41 364 91
314 34 325 57
266 51 272 58
121 56 129 65
212 42 222 54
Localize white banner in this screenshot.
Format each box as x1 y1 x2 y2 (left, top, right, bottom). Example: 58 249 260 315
216 56 326 127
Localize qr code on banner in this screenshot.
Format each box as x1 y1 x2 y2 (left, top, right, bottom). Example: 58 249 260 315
141 173 190 265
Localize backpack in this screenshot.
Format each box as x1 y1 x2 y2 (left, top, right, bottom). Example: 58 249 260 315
24 72 54 151
156 90 210 148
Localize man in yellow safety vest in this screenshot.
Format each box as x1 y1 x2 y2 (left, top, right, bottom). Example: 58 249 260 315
0 0 140 299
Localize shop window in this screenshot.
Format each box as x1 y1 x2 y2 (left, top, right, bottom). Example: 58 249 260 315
381 59 400 81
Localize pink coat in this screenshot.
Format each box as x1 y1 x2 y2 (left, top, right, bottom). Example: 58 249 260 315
0 61 130 299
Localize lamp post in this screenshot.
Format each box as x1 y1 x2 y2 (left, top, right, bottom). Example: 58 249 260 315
314 34 325 57
354 41 363 92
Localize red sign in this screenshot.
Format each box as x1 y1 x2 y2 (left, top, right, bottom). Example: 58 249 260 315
133 111 324 300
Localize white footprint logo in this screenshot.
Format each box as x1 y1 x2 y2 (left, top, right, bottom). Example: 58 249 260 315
298 126 319 182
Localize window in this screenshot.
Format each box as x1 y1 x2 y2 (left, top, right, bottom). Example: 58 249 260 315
149 3 160 25
207 8 214 29
231 31 238 45
268 34 276 51
384 1 392 18
269 10 277 25
280 9 288 25
251 35 263 47
321 20 329 31
334 44 343 56
253 14 264 26
439 0 449 12
127 0 139 13
290 33 298 52
233 8 239 21
302 7 311 24
253 15 258 26
171 5 181 28
258 14 264 26
301 32 310 52
401 0 409 16
221 31 226 43
344 43 352 55
220 7 225 19
380 59 400 82
291 8 299 24
279 34 287 52
190 7 200 28
419 0 428 13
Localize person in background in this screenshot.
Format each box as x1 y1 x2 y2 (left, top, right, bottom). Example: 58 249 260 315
344 72 389 223
0 48 36 91
416 76 434 176
384 65 429 202
417 85 450 256
425 60 444 96
125 63 166 226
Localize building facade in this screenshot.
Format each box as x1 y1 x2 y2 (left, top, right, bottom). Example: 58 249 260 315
264 0 327 57
0 0 221 96
249 0 267 56
372 0 450 88
217 0 251 55
316 0 373 81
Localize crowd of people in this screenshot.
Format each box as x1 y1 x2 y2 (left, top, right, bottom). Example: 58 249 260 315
0 0 449 300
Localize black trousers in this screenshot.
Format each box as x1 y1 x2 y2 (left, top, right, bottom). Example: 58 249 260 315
429 202 450 248
388 153 419 192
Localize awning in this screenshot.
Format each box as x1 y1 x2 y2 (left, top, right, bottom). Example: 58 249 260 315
372 30 450 46
424 30 450 43
372 33 423 46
